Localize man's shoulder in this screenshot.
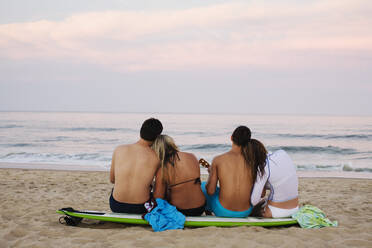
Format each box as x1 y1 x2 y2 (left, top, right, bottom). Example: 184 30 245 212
115 144 130 150
113 144 132 153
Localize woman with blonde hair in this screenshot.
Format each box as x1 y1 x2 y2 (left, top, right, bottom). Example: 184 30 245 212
152 135 206 216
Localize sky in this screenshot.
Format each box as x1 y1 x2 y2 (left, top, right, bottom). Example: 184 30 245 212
0 0 371 115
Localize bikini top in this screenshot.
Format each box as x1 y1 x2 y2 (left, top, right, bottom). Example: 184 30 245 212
166 177 201 202
168 177 201 188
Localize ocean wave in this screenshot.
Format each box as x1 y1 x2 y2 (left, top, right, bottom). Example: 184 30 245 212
36 136 119 144
0 124 23 129
297 164 341 171
183 131 212 135
60 127 136 132
276 134 324 139
326 134 372 140
175 131 222 137
342 164 372 173
37 136 71 142
0 152 111 163
276 133 372 140
269 145 358 155
87 138 120 145
181 144 230 151
296 164 372 173
3 143 34 147
182 143 360 155
353 168 372 173
354 156 372 160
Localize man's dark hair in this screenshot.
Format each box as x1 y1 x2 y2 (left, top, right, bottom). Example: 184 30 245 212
140 118 163 141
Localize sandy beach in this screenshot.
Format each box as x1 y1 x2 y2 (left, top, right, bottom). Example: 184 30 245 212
1 167 371 248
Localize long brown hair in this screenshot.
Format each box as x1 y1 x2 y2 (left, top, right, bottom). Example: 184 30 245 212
232 126 267 182
151 135 179 184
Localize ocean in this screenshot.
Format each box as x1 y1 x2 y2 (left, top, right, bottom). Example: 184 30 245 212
1 112 372 173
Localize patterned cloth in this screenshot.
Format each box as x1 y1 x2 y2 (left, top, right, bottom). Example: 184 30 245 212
144 198 185 232
292 205 338 228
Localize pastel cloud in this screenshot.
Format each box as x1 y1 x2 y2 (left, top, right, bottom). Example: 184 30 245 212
0 0 371 71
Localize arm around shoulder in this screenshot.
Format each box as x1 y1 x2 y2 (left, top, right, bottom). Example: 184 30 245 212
109 149 116 184
206 158 218 195
153 167 166 199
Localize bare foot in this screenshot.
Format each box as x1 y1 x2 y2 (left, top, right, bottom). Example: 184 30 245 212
262 205 272 218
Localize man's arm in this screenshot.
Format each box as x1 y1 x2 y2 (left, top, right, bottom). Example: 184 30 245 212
206 159 218 195
153 167 166 199
109 150 116 184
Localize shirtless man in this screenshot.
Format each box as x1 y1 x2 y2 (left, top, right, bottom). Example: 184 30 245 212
201 126 264 217
109 118 163 214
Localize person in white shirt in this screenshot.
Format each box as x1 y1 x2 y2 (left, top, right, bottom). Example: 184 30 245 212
251 149 299 218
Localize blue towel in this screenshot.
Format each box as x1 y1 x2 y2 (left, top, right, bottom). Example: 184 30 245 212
144 198 185 232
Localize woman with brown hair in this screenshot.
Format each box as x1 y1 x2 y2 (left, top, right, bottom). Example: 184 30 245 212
250 148 299 218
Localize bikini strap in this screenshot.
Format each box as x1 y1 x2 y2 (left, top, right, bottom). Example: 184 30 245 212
168 177 201 188
166 177 201 203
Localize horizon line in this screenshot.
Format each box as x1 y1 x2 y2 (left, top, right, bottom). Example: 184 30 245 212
0 110 371 118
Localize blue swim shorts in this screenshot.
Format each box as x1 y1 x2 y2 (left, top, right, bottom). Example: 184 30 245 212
201 182 252 218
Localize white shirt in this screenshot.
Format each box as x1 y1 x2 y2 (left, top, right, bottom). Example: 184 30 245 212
251 150 298 205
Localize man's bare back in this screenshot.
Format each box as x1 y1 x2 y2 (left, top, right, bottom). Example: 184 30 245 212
110 140 159 204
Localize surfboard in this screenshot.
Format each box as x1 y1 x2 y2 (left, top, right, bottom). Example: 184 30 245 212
57 208 298 227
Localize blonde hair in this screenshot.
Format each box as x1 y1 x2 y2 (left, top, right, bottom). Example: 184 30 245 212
151 135 179 183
